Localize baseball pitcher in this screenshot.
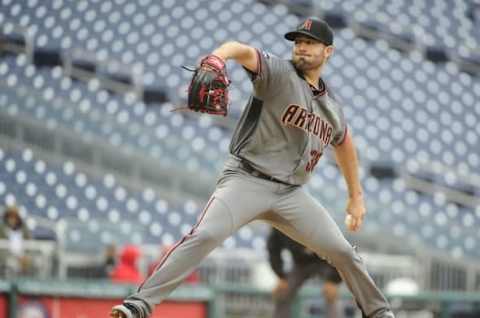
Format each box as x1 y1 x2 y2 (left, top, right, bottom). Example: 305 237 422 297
111 17 395 318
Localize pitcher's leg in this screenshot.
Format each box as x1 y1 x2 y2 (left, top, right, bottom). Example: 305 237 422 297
270 190 394 318
114 173 278 318
118 196 235 317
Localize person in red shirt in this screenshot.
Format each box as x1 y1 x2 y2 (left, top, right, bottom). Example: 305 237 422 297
110 245 144 284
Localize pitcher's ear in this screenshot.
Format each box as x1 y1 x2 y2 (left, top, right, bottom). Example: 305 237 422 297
325 45 334 58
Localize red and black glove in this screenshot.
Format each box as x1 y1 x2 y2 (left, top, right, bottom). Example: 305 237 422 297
186 54 230 116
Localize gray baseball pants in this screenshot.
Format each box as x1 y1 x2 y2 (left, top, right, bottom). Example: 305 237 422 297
122 170 394 318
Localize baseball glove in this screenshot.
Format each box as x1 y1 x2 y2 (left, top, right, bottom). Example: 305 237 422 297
186 54 230 116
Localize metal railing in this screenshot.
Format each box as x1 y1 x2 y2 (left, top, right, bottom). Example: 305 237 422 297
0 239 57 278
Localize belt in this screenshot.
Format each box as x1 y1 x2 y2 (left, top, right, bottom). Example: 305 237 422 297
239 160 292 186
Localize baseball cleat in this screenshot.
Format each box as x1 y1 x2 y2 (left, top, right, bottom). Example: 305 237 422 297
110 309 127 318
110 305 134 318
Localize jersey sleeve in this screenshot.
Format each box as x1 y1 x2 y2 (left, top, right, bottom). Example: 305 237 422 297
244 49 290 98
331 125 348 147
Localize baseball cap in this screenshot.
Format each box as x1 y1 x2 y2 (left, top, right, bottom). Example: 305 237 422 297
284 17 334 46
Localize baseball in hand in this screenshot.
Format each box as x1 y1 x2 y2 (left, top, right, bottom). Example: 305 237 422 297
345 214 353 229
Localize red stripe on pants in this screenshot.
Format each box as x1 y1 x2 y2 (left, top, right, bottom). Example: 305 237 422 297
138 196 215 290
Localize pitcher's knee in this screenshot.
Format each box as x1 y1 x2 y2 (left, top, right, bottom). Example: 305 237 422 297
329 245 357 268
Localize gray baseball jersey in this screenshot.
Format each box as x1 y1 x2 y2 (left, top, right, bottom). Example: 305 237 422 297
114 49 394 318
227 50 347 185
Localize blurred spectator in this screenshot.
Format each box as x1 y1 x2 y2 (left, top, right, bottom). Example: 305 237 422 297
102 243 117 278
148 245 200 284
0 205 32 276
467 1 480 22
110 245 144 284
267 228 344 318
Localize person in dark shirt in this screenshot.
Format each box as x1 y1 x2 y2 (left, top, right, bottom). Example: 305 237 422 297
102 243 117 277
267 228 344 318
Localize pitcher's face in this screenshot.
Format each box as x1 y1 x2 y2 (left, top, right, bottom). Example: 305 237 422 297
292 36 333 72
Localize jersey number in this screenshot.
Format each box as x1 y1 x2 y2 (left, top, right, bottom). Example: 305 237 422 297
306 150 322 172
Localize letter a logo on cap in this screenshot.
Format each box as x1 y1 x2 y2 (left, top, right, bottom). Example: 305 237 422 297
302 19 312 31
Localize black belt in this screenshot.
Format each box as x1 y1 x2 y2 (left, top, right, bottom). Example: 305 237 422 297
240 160 292 186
